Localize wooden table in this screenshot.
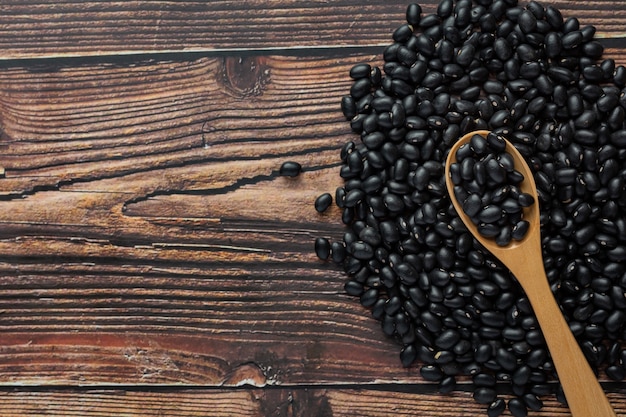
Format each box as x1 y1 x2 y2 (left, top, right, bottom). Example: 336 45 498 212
0 1 624 415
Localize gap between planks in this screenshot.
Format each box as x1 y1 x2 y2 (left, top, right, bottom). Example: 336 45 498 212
0 37 624 65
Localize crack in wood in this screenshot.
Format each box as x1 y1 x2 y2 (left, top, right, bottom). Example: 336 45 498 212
121 160 341 214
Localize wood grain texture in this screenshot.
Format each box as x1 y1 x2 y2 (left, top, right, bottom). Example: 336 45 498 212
1 0 626 415
0 387 624 417
0 0 624 59
0 53 429 386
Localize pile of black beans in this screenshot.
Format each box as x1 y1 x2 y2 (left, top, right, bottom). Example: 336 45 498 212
313 0 626 416
450 132 535 246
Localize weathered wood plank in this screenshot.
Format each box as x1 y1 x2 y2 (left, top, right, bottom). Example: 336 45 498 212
0 169 421 385
0 44 626 391
0 0 624 58
0 387 624 416
0 54 360 193
0 53 413 383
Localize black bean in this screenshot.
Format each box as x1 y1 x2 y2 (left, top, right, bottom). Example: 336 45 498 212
371 96 393 112
406 3 421 25
532 75 553 98
583 65 604 82
344 280 364 296
314 237 331 260
518 10 537 34
279 161 302 177
349 241 374 260
439 375 457 393
420 365 444 382
519 62 540 80
563 16 580 32
508 398 528 417
606 364 626 381
585 41 604 59
493 38 512 61
344 188 365 207
581 24 597 41
358 287 378 307
551 67 577 86
453 339 472 356
605 310 625 333
495 226 512 246
487 398 506 417
490 109 510 127
516 44 537 62
556 167 578 185
340 96 357 120
474 387 497 404
481 311 506 328
350 77 371 99
391 79 413 97
398 344 416 368
544 32 562 58
495 347 517 371
598 93 619 113
428 115 448 129
473 373 496 388
479 205 503 223
315 193 333 213
469 133 487 153
435 329 461 350
525 329 545 346
470 343 491 363
393 24 413 43
530 383 553 397
508 79 533 94
394 262 416 285
331 242 346 263
434 349 455 365
511 220 530 240
349 63 371 80
562 30 583 49
544 4 563 28
381 313 395 336
416 34 436 56
522 393 543 412
435 0 453 18
456 44 476 67
478 223 500 238
462 193 482 217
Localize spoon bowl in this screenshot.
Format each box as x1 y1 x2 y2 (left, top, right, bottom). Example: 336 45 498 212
446 130 541 255
445 130 616 417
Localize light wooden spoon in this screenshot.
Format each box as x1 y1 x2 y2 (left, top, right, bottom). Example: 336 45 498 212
444 130 617 417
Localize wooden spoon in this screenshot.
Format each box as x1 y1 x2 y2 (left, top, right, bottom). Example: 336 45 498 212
444 130 617 417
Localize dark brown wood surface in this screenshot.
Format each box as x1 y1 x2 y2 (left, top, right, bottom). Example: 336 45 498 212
0 1 624 416
0 0 624 58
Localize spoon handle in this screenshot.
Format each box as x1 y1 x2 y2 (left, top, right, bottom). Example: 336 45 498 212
510 258 616 417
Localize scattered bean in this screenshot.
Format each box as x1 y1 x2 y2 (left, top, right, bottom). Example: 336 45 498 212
314 193 333 213
279 161 302 177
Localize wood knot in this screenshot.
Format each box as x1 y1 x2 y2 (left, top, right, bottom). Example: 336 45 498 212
220 56 270 98
222 362 269 387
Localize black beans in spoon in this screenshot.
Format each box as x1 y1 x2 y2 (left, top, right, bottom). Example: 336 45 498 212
450 132 535 246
